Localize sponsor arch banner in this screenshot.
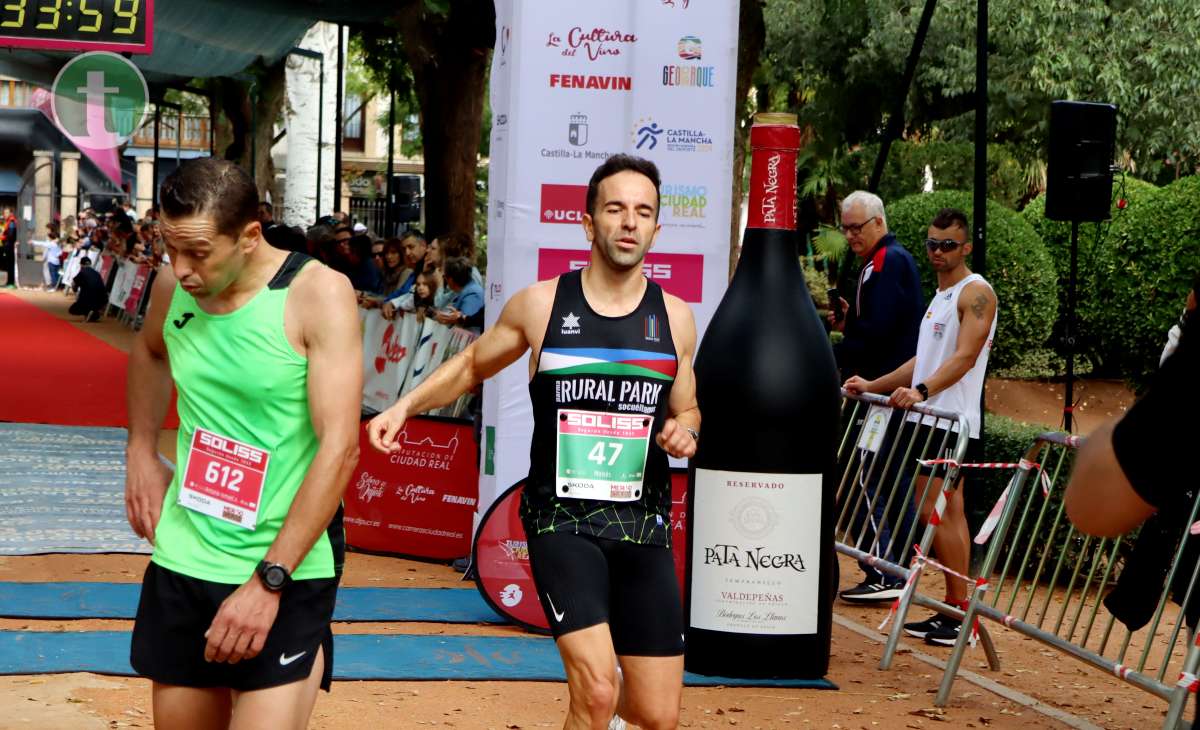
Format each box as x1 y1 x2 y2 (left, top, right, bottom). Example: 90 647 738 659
343 417 479 560
482 0 739 521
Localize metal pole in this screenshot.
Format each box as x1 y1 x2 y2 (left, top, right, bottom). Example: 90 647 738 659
315 55 324 223
974 0 989 439
209 91 216 156
868 0 939 194
250 81 258 185
973 0 987 276
385 88 396 237
1065 221 1078 433
152 104 161 208
334 23 345 217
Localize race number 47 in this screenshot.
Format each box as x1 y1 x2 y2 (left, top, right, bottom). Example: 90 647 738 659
587 441 624 466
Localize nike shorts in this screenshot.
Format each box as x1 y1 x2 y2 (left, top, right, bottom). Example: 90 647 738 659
527 532 684 656
130 562 338 692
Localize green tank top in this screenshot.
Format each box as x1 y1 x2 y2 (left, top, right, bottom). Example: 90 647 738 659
153 257 334 584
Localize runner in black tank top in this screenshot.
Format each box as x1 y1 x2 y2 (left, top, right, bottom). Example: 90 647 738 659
522 268 676 545
368 155 700 730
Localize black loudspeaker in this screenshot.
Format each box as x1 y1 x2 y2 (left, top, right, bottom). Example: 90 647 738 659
1045 100 1118 222
391 174 422 224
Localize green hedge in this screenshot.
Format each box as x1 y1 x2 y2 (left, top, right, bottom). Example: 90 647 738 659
885 191 1059 372
1082 175 1200 385
967 414 1052 538
970 415 1091 586
844 142 1029 210
1022 177 1159 374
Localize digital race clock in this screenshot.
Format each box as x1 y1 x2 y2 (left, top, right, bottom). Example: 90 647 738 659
0 0 152 54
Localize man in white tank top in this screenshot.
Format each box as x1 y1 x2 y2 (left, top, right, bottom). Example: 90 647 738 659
844 207 998 646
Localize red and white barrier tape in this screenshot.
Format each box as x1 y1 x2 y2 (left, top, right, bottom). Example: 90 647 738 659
877 545 984 647
916 458 1053 545
1178 671 1199 693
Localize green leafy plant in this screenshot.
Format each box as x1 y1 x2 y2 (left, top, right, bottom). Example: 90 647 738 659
1021 177 1158 375
1082 174 1200 386
844 142 1031 210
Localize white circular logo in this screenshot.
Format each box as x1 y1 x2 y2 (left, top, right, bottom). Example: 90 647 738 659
51 52 149 149
499 583 523 607
730 497 779 540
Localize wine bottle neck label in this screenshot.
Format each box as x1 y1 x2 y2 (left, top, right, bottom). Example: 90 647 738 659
747 124 799 231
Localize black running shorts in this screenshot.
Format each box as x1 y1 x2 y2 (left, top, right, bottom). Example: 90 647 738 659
130 562 338 692
527 531 684 656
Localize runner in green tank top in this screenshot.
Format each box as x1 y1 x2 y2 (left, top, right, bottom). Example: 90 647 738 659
124 158 362 730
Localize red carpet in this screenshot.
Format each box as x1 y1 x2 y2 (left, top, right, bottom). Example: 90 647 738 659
0 294 179 428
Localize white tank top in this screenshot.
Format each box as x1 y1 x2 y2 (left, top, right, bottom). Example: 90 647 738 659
908 273 997 439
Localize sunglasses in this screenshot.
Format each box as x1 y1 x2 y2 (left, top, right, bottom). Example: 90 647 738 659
925 237 963 253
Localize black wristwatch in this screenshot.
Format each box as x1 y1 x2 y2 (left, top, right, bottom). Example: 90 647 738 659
914 382 929 400
256 560 291 592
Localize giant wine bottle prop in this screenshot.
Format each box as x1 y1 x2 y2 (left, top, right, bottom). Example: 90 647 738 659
684 113 841 678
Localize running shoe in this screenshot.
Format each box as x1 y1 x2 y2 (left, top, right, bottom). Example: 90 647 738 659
902 613 960 640
839 579 904 603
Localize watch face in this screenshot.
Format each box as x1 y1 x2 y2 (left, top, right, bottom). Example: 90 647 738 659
264 565 287 589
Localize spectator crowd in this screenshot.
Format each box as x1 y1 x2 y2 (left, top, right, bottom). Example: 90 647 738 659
259 204 485 334
17 198 486 337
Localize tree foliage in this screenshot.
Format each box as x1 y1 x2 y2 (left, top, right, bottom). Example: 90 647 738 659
1082 175 1200 384
763 0 1200 183
1022 176 1157 374
355 1 494 239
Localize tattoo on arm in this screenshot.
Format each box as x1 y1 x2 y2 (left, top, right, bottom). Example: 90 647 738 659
970 292 989 321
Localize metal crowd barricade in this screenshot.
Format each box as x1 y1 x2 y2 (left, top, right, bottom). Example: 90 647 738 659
834 391 1000 671
935 433 1200 728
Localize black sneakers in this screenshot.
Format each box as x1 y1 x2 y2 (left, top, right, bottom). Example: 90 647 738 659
84 310 101 323
902 613 962 646
839 579 904 603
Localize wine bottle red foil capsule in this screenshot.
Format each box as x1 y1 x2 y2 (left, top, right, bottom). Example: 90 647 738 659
746 116 801 231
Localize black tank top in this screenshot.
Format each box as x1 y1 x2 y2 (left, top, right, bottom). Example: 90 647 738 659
521 269 677 546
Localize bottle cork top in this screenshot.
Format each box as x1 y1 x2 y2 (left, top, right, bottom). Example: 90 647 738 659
754 112 798 126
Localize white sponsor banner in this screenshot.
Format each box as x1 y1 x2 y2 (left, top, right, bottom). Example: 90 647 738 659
60 248 86 290
481 0 739 521
690 469 822 635
361 310 421 414
107 261 136 309
361 309 479 416
407 318 455 393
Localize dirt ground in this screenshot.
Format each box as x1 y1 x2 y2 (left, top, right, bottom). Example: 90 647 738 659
984 378 1134 436
1 288 1166 730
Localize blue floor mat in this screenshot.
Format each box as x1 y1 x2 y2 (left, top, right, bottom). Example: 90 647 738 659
0 424 151 555
0 631 837 687
0 582 502 623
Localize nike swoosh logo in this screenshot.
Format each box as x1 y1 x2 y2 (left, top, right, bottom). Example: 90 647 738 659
172 312 194 329
279 651 307 666
547 594 565 623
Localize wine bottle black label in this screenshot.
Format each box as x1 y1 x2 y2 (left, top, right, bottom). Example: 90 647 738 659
690 468 822 635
